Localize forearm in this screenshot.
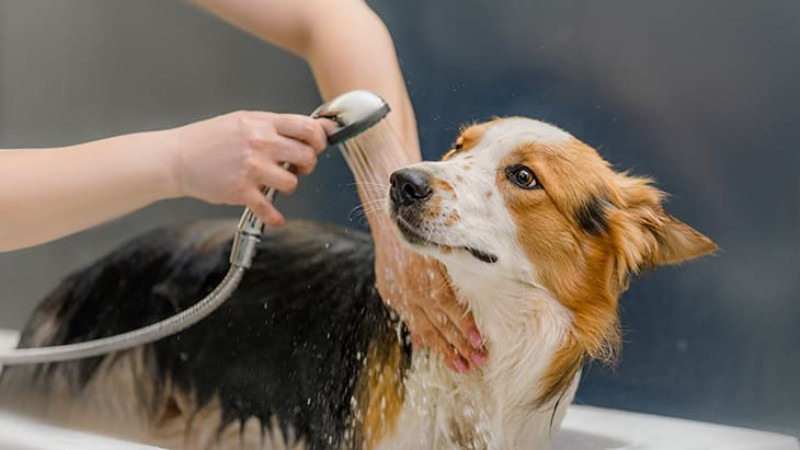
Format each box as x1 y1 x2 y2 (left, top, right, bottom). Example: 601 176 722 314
190 0 420 223
0 131 178 251
302 1 421 235
192 0 484 367
301 1 419 158
191 0 418 153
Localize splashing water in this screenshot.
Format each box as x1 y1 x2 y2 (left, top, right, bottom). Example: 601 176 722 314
335 121 413 303
336 121 406 215
324 99 472 448
336 123 496 447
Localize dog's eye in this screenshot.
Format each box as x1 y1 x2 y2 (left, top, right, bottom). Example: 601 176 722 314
506 165 540 189
454 141 463 151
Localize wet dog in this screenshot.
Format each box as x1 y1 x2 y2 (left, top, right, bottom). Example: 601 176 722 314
0 117 716 449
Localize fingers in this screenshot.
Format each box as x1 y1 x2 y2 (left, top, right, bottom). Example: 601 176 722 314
317 117 338 140
383 256 488 374
425 261 487 369
244 188 285 226
411 306 470 374
248 113 329 177
235 113 328 226
243 158 298 226
434 289 485 353
255 162 298 195
272 114 328 154
270 137 318 176
427 306 486 368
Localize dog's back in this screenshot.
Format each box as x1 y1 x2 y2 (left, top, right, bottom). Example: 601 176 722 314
0 220 406 449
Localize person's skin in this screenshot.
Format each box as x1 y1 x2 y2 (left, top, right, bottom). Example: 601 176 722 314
191 0 487 371
0 112 328 251
0 0 486 372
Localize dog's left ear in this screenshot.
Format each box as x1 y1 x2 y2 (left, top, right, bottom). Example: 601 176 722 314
649 212 717 266
608 174 718 275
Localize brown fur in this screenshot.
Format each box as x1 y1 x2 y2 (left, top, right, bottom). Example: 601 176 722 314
430 178 455 193
422 194 443 219
444 210 461 227
350 329 406 449
442 123 487 160
489 132 716 405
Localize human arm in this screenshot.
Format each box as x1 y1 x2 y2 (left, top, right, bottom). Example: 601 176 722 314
190 0 418 156
0 111 327 252
190 0 487 371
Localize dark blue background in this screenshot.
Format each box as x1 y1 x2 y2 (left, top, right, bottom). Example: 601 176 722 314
366 0 800 437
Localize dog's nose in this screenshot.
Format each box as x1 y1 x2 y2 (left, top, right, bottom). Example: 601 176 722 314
390 168 433 206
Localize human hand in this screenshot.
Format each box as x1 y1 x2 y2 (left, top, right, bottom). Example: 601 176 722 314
168 111 329 225
374 235 487 373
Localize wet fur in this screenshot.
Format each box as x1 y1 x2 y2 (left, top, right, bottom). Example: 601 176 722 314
1 220 407 449
387 117 716 447
0 117 716 449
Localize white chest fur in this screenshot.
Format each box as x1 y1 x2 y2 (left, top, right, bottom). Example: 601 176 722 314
379 263 580 449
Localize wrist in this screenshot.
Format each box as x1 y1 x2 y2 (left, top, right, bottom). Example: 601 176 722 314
146 127 185 200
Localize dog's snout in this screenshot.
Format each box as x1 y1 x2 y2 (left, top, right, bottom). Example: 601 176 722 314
390 168 433 206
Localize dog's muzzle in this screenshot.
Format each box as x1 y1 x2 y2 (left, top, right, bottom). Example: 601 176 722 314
388 168 499 264
388 168 432 245
390 168 432 209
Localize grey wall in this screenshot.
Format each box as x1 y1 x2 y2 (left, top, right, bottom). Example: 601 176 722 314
1 0 798 438
0 0 361 326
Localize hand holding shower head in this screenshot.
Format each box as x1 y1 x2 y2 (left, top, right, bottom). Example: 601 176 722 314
230 90 390 269
0 90 391 365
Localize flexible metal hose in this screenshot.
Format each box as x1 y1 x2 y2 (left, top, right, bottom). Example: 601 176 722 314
0 181 275 366
0 266 245 365
0 90 389 366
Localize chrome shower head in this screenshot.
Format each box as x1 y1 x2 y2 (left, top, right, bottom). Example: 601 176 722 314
312 90 390 145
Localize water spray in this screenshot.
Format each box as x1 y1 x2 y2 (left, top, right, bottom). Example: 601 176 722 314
0 90 390 365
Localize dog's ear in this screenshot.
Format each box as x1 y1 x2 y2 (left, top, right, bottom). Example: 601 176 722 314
649 213 718 266
607 174 717 278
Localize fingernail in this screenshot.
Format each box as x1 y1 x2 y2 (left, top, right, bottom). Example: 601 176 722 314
468 329 483 349
470 351 487 367
453 358 469 374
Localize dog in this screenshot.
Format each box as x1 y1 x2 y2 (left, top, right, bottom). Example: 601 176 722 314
0 117 716 449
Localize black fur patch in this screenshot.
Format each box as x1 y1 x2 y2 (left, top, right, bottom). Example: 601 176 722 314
1 220 410 449
575 196 610 236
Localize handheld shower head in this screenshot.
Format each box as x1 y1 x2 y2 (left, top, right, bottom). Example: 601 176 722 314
231 90 391 269
312 90 390 145
0 90 393 366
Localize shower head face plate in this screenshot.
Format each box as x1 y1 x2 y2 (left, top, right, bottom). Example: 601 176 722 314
312 90 390 145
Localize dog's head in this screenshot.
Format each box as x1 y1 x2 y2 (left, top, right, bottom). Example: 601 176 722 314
388 117 717 365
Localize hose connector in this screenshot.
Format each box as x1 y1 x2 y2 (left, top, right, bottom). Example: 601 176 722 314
229 210 263 269
229 163 288 269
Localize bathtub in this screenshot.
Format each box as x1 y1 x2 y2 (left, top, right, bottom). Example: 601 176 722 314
1 329 797 449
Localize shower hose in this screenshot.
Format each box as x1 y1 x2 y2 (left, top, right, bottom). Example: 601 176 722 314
0 90 390 365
